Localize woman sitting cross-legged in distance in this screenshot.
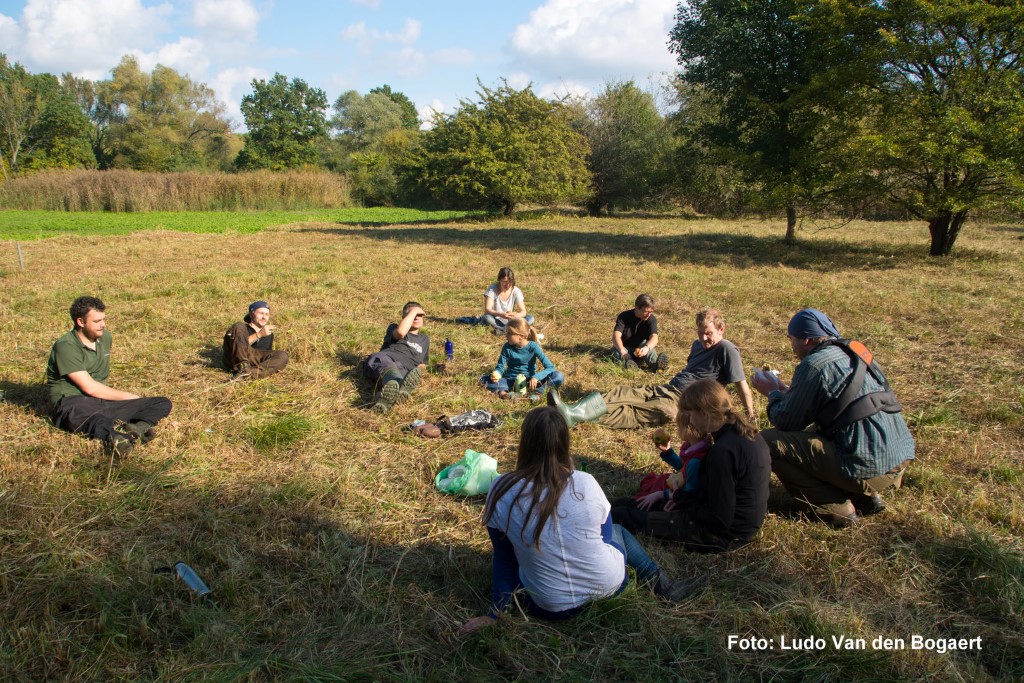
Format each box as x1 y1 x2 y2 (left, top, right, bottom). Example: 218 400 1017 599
482 267 534 333
483 318 563 400
611 379 771 553
460 406 706 635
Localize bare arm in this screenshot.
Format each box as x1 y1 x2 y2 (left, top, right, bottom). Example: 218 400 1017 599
735 379 756 420
392 306 424 340
67 370 139 401
612 329 628 356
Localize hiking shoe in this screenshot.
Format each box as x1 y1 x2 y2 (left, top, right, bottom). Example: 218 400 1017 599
624 358 639 371
818 500 859 528
380 376 401 405
655 353 670 372
126 420 156 444
104 431 135 459
397 367 423 403
653 571 707 603
852 493 886 516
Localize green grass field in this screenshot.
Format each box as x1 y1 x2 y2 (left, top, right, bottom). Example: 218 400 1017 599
0 207 483 240
1 212 1022 681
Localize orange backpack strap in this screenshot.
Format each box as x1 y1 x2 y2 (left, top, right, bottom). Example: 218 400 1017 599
847 340 873 366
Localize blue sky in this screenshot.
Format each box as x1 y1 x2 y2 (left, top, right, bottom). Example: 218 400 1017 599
0 0 680 130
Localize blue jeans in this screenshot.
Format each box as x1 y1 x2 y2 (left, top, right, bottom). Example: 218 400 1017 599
611 524 660 584
482 313 535 331
484 371 564 394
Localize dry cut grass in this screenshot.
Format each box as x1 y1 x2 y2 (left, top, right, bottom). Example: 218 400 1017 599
0 169 352 211
0 215 1022 681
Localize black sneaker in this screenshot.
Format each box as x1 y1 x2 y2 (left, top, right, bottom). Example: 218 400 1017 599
624 358 639 371
655 353 670 372
126 421 156 444
653 571 707 603
104 431 135 459
852 493 886 516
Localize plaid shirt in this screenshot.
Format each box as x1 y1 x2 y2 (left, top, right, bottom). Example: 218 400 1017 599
767 344 915 479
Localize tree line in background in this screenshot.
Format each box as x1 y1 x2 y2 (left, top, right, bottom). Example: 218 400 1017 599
1 0 1022 255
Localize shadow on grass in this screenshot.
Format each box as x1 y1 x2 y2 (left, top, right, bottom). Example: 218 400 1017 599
196 343 227 371
0 379 50 417
298 226 934 271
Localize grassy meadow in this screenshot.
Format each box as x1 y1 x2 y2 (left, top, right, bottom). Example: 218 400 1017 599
1 210 1022 681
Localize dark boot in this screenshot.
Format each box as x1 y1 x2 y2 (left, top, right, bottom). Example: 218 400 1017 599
397 366 423 403
851 493 886 516
373 369 404 413
652 571 707 603
817 500 859 528
104 431 135 459
547 390 608 428
126 420 156 444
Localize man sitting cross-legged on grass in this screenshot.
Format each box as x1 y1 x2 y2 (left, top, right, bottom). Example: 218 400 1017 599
612 293 668 372
548 309 756 429
222 300 289 380
45 296 173 458
363 301 430 414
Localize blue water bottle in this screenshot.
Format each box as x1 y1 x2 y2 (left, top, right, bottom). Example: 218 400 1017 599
445 338 454 361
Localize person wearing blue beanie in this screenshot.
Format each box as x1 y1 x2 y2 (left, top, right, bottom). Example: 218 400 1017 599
751 309 914 527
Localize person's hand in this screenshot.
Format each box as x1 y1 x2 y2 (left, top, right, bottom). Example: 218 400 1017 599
528 377 538 390
635 345 649 359
260 324 277 337
664 498 678 512
460 615 497 636
751 369 784 396
636 491 664 511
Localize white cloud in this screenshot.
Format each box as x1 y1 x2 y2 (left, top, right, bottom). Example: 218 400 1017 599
0 13 18 49
14 0 173 75
417 99 446 130
192 0 260 41
131 37 210 78
509 0 677 81
537 80 590 101
506 72 531 90
212 65 269 131
341 18 420 46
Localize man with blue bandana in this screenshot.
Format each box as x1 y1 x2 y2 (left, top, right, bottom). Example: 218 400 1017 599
751 309 915 527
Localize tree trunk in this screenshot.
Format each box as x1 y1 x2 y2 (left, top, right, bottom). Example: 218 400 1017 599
927 210 969 256
785 205 797 241
502 200 515 216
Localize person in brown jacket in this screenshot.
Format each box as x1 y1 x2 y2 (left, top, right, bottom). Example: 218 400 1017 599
222 300 289 379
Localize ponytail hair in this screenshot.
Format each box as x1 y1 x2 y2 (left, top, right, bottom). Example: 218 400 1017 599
506 317 538 343
678 379 758 441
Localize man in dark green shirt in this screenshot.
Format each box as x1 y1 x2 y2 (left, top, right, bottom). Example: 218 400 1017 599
45 296 172 457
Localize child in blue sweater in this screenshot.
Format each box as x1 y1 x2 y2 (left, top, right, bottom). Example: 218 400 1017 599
484 318 564 398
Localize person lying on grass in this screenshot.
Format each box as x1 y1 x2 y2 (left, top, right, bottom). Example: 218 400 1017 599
611 379 770 553
482 318 563 400
45 295 172 459
222 300 289 380
460 406 705 635
363 301 429 414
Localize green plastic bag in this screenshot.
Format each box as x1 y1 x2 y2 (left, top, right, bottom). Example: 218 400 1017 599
435 449 499 496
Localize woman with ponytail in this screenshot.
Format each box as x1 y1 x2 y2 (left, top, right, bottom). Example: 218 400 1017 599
612 379 771 553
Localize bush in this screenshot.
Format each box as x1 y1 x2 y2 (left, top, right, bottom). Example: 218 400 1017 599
0 169 352 211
